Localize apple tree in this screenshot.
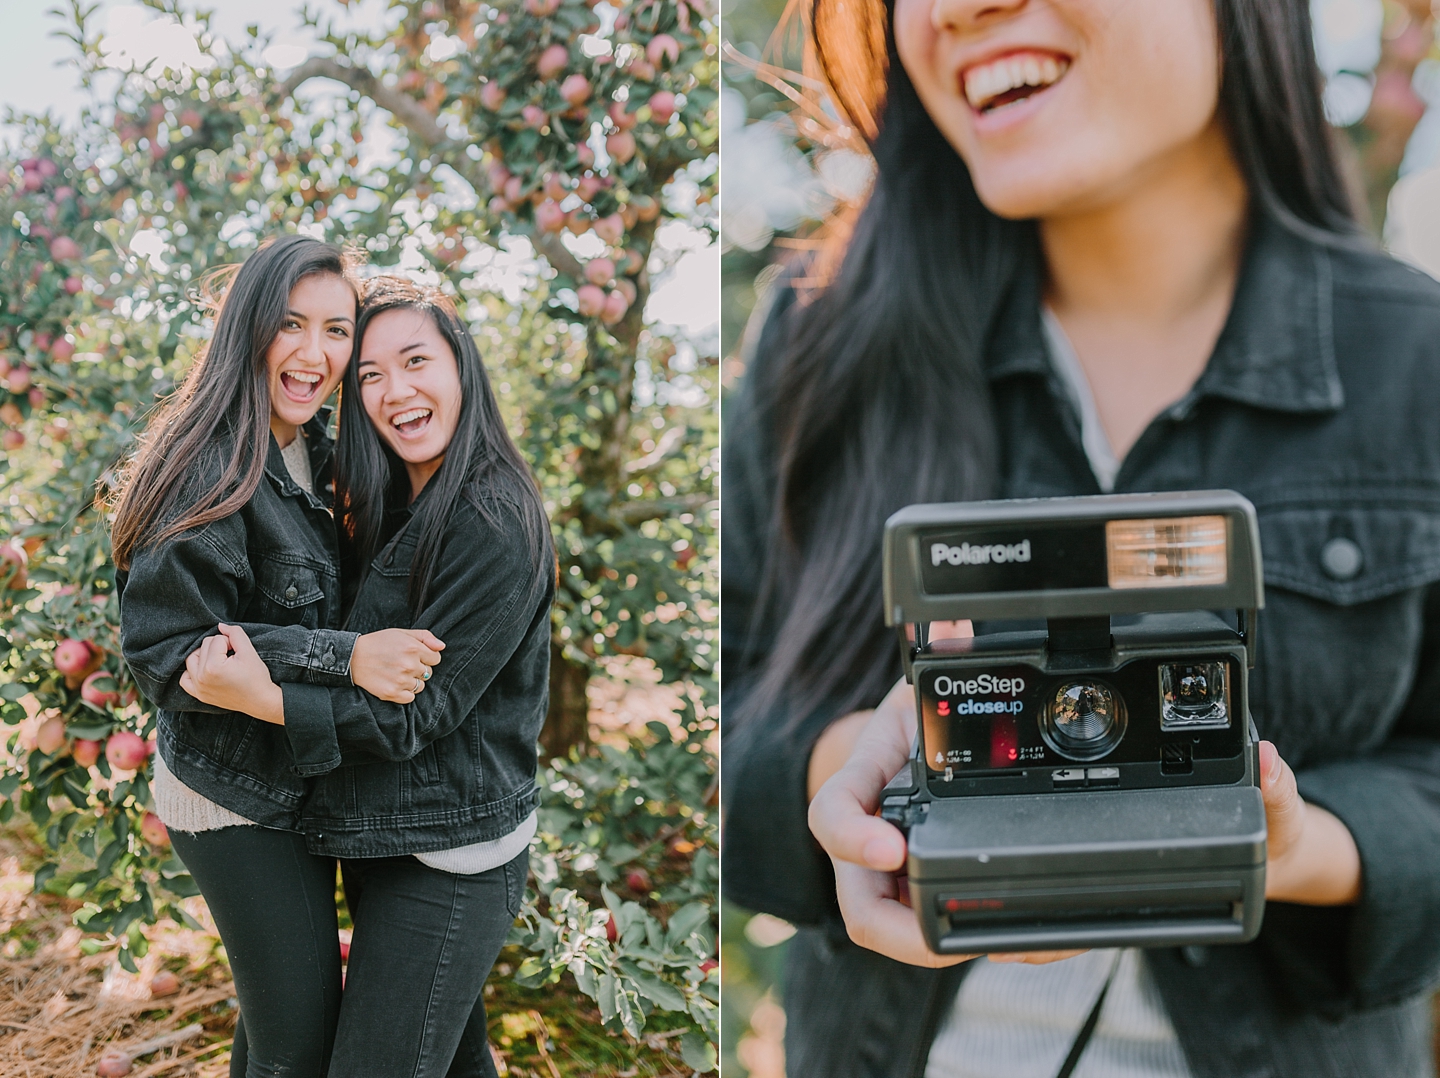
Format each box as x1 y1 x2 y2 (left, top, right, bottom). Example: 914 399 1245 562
0 0 716 1061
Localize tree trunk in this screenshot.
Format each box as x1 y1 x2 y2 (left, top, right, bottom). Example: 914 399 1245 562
541 642 591 760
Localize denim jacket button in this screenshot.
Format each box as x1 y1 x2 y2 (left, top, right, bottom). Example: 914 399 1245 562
324 648 336 665
1320 537 1363 581
285 584 299 600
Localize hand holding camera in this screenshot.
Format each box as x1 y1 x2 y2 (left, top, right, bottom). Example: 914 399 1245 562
809 492 1360 968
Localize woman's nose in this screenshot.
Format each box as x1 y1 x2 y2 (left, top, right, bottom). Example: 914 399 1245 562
297 326 328 364
383 375 415 403
930 0 1028 33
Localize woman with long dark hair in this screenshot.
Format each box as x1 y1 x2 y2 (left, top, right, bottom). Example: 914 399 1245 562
723 0 1440 1075
181 276 555 1077
113 236 447 1076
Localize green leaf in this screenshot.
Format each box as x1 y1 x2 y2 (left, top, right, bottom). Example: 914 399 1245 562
32 862 58 893
596 972 618 1024
680 1030 717 1073
627 969 686 1012
65 720 112 740
666 902 709 945
164 903 203 931
0 683 26 701
117 945 138 974
159 869 198 898
605 843 642 864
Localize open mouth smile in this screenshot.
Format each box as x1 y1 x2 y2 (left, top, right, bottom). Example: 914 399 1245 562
280 370 324 403
962 50 1070 114
391 407 433 436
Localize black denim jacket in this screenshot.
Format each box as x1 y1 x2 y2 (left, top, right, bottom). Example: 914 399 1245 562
722 213 1440 1078
281 484 554 859
118 415 358 829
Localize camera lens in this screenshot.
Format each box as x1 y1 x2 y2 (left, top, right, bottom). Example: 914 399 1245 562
1040 680 1126 761
1159 662 1230 730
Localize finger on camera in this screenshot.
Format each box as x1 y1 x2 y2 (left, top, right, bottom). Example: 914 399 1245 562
810 778 907 871
987 950 1088 964
835 864 970 968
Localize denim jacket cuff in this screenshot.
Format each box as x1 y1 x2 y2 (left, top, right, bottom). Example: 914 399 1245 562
305 629 359 687
282 682 342 776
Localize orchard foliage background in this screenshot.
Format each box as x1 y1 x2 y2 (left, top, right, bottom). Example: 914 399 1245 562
0 0 718 1068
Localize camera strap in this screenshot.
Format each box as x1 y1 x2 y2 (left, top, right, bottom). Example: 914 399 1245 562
1053 950 1124 1078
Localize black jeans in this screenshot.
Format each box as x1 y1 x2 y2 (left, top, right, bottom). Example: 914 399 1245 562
173 826 526 1078
170 826 342 1078
332 849 527 1078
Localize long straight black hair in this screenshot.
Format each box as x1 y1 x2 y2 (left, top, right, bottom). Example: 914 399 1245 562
110 236 360 569
737 0 1361 727
336 277 550 610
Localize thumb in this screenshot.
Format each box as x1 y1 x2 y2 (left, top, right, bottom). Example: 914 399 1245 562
1259 740 1306 857
216 623 257 657
409 629 445 651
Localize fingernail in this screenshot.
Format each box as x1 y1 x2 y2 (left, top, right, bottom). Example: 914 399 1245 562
1264 742 1281 782
862 835 900 869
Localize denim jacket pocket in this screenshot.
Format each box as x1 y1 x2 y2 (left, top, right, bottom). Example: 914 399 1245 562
253 556 327 610
1256 493 1440 606
1248 491 1440 760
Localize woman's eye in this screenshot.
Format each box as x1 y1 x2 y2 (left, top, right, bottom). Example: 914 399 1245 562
358 371 379 383
407 355 428 366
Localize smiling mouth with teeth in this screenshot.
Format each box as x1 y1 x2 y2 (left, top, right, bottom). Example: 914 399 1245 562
963 51 1070 113
281 370 324 400
392 407 433 434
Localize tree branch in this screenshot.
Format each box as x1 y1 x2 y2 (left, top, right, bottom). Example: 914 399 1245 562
533 232 586 281
275 57 456 155
614 495 714 526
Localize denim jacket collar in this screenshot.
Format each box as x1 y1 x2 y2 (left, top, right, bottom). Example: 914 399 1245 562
262 409 335 504
985 209 1345 416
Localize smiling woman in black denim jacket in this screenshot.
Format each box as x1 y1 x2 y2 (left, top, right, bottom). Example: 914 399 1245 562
722 0 1440 1076
183 276 555 1078
114 237 451 1078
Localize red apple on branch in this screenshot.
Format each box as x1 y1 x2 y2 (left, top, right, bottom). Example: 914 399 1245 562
537 45 569 80
36 715 67 755
106 730 148 771
594 214 625 244
49 235 81 262
72 739 102 768
560 75 591 106
576 285 607 318
648 91 677 123
534 200 566 233
140 811 169 847
54 637 94 677
584 257 616 286
607 102 637 131
480 81 507 111
83 671 122 709
601 290 630 325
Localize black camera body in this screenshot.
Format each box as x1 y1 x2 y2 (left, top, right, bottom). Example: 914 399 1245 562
880 491 1267 954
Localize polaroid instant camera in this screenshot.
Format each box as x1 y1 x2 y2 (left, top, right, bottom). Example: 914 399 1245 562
879 491 1267 954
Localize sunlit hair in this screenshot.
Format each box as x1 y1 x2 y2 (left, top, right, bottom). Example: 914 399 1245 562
735 0 1360 728
108 235 362 570
336 276 551 611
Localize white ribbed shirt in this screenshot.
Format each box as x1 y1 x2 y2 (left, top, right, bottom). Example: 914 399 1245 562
923 315 1193 1078
152 430 532 874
